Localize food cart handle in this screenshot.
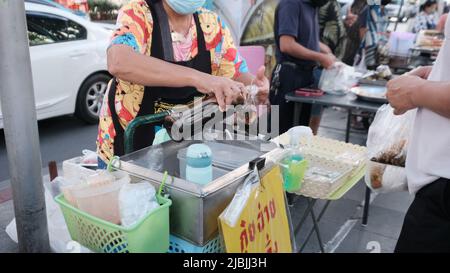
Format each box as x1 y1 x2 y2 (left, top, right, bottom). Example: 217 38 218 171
124 111 172 154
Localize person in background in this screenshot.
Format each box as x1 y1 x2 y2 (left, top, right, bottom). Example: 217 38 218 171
341 0 368 66
319 0 347 60
270 0 336 136
309 0 347 135
387 15 450 253
412 0 439 33
364 0 391 69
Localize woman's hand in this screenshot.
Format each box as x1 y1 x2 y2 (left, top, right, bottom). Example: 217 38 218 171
254 66 270 104
195 74 247 111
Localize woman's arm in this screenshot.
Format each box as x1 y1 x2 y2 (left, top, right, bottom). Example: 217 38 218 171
108 45 247 110
108 45 201 88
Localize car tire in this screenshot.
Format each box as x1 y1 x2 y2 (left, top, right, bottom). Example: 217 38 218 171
75 73 111 124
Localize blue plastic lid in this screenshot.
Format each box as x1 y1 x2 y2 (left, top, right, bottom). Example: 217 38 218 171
186 144 212 168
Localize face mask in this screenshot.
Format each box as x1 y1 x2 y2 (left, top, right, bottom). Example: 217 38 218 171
309 0 329 8
166 0 206 15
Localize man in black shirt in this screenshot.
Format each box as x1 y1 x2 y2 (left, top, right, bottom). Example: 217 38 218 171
270 0 336 134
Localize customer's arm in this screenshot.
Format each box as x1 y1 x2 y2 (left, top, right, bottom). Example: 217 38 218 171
319 42 332 54
413 81 450 118
279 35 335 68
387 75 450 118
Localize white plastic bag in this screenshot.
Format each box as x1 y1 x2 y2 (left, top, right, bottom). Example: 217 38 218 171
318 62 359 95
365 104 416 193
6 180 92 253
118 182 160 228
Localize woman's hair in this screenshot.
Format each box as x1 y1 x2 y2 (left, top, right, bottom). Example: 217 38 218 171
420 0 437 12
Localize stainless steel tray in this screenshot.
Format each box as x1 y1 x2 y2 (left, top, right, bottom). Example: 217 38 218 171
113 139 278 246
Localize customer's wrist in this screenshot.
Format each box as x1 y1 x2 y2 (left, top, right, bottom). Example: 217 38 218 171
410 78 426 107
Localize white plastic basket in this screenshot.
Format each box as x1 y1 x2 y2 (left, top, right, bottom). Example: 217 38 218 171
295 153 354 199
300 136 367 171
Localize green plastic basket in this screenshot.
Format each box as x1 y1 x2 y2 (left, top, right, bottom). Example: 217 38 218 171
55 194 172 253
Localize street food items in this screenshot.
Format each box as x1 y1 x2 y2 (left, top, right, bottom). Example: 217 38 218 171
365 105 415 193
416 30 444 49
367 161 408 193
371 139 407 167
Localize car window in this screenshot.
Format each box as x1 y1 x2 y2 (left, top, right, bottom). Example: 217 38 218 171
67 20 87 41
27 13 87 46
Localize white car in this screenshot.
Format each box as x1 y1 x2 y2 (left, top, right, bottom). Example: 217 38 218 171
0 2 112 128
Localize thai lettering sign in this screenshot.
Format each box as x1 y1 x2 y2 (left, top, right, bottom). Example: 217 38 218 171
219 166 293 253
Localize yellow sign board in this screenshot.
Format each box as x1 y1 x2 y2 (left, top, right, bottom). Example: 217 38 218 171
219 166 293 253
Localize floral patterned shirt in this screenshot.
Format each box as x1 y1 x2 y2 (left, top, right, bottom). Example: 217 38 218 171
97 0 248 162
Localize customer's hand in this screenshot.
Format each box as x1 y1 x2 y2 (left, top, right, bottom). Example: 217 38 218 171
407 66 433 79
254 66 270 105
387 74 425 115
319 53 336 69
195 74 247 111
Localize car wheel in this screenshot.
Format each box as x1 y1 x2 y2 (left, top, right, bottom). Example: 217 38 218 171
75 73 111 124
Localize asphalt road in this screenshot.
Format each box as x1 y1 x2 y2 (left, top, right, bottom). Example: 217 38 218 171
0 115 98 182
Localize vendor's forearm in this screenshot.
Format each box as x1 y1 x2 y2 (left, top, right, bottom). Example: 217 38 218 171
413 81 450 118
107 45 203 88
279 35 325 63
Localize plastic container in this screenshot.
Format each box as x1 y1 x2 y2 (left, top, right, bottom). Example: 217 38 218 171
185 144 213 185
280 154 308 193
62 156 96 181
388 31 415 57
72 171 130 224
177 142 262 176
168 234 223 253
55 194 172 253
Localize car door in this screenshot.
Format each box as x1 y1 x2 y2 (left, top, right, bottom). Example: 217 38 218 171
27 11 90 119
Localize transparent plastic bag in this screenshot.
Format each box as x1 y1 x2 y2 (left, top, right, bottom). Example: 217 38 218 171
236 85 270 126
220 169 259 227
365 104 416 193
119 182 160 228
366 161 408 193
145 146 164 172
318 62 359 95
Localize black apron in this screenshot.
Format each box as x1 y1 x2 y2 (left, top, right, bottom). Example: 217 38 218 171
108 0 212 156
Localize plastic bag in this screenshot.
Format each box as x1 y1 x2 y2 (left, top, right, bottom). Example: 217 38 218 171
220 169 259 227
118 182 160 228
353 50 367 74
236 85 269 126
145 146 164 172
6 179 92 253
365 104 416 193
318 62 359 95
366 161 407 193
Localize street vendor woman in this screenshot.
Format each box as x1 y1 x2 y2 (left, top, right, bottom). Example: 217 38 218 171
96 0 270 165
